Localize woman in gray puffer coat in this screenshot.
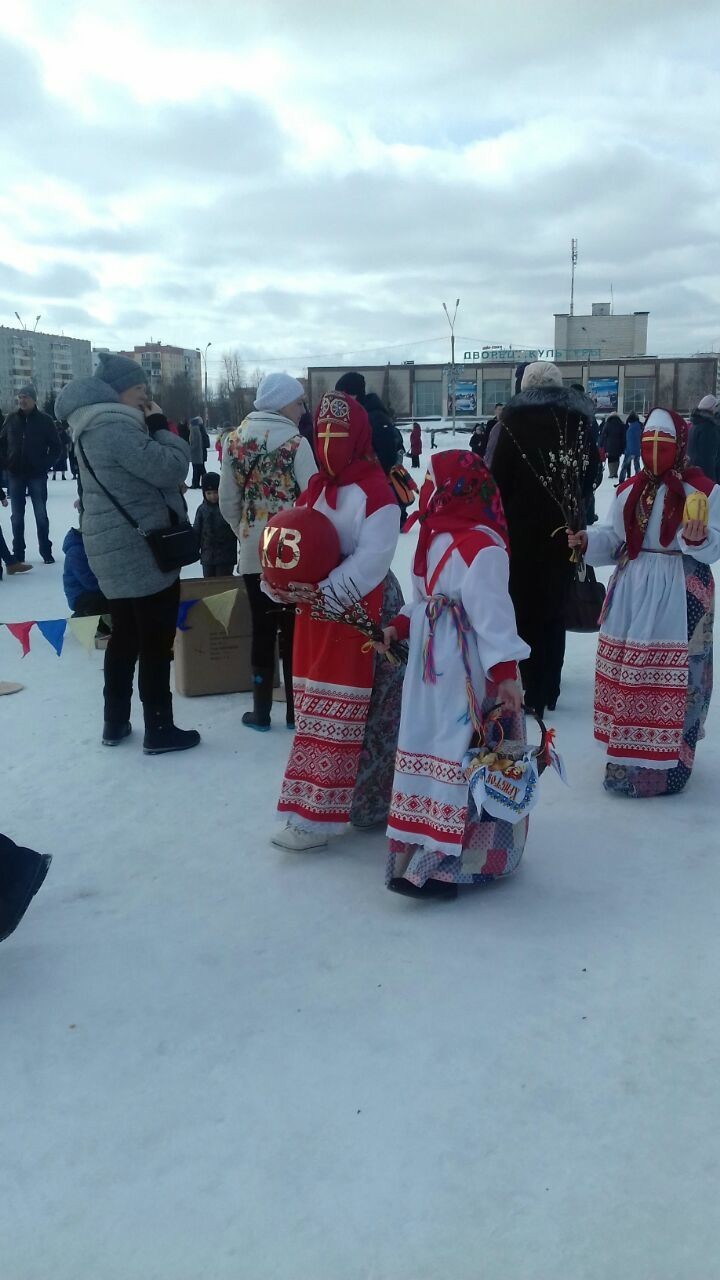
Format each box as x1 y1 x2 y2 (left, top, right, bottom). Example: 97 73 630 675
55 353 200 754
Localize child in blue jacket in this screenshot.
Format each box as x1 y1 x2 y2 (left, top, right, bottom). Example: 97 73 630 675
62 528 109 618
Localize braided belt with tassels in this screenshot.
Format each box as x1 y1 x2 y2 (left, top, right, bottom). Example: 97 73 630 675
422 595 484 735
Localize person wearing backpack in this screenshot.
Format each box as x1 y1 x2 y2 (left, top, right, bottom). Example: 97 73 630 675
219 373 317 731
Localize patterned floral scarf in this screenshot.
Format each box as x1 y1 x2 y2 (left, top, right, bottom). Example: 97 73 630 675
409 449 509 578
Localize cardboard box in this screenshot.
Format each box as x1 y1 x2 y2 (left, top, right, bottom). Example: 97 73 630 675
174 576 253 697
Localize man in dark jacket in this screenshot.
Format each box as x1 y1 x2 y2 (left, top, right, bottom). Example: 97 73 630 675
0 384 59 562
491 362 599 717
599 413 626 480
688 395 720 483
334 372 404 474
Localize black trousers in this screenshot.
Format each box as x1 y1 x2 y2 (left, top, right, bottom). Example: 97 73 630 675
516 612 566 717
103 579 180 721
243 573 295 669
202 563 235 578
411 453 420 467
191 463 206 488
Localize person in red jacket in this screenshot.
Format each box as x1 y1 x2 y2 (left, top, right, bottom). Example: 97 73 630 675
409 421 422 467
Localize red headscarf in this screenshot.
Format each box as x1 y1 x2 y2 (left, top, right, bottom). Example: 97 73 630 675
410 449 509 578
301 390 392 513
621 407 713 560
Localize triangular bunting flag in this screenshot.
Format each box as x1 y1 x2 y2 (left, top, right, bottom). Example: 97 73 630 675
37 618 68 657
67 615 101 653
176 599 200 632
203 589 238 633
6 621 35 656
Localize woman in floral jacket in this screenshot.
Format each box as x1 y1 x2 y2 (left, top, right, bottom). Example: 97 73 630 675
219 373 317 730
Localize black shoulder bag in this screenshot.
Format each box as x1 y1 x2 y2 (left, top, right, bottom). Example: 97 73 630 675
78 439 199 572
564 562 606 632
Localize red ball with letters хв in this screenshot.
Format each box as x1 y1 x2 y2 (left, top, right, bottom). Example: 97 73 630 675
259 506 341 592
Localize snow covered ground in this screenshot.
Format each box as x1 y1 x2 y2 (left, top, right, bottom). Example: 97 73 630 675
2 451 720 1280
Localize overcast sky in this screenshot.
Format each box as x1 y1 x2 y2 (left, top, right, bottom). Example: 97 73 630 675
1 0 719 378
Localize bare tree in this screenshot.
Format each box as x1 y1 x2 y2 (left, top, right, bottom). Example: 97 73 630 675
160 373 202 423
210 379 231 427
221 349 255 423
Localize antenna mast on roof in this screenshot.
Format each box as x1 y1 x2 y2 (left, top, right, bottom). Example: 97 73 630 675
570 238 578 316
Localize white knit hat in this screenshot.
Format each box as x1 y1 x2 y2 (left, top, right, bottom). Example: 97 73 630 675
254 372 305 412
521 361 563 390
697 394 719 412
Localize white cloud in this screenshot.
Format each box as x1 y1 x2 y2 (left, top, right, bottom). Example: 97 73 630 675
0 0 718 372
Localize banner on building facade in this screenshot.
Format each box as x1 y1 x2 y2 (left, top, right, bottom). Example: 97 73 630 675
447 379 477 415
588 377 619 412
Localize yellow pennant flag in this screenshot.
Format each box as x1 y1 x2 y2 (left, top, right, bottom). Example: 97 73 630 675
67 615 101 653
203 589 238 633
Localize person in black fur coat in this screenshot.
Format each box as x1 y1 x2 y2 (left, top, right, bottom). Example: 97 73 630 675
490 362 598 717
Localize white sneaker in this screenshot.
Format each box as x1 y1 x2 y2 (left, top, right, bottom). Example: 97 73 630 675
271 823 328 851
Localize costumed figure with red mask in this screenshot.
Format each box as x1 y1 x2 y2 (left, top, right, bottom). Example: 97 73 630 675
266 390 403 851
569 407 720 797
380 451 529 899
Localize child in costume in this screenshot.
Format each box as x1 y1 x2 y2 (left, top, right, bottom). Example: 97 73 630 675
569 407 720 797
270 391 403 851
380 450 529 899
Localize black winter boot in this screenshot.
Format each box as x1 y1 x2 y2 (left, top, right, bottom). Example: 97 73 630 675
103 695 132 747
143 704 201 755
102 722 132 746
242 668 274 732
282 654 295 729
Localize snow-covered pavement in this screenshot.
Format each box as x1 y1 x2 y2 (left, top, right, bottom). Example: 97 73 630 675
2 458 719 1279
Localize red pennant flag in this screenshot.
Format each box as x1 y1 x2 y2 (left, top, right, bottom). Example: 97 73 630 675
5 621 35 656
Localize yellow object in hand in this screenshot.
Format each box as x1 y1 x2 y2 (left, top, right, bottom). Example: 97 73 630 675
683 491 709 525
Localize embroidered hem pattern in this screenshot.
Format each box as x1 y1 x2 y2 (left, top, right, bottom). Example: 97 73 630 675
594 632 688 765
386 784 468 856
278 679 372 823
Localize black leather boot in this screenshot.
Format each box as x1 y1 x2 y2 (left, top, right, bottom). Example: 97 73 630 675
143 704 201 755
242 669 274 732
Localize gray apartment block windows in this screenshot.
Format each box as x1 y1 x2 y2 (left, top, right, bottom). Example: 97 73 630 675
414 380 442 417
482 378 511 413
623 375 654 414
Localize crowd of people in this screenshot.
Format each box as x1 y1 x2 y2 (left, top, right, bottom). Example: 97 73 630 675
2 359 719 932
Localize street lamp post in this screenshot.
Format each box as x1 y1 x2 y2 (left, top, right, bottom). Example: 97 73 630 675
201 342 212 426
14 312 34 388
443 299 460 436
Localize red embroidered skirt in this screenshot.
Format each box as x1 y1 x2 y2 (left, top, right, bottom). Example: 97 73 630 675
278 586 383 825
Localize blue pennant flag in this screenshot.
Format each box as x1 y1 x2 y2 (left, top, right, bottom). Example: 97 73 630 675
36 618 68 656
176 599 200 632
